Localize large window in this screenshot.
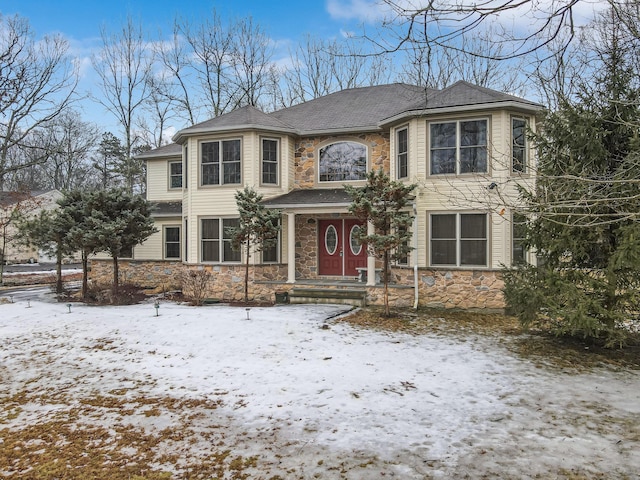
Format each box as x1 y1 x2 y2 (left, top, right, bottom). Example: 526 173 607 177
430 119 488 175
164 226 181 259
201 218 240 262
169 161 182 189
201 139 241 186
319 141 367 182
430 213 487 267
512 117 527 173
262 138 279 185
396 127 408 179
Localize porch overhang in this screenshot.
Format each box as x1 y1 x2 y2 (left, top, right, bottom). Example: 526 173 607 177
261 188 353 213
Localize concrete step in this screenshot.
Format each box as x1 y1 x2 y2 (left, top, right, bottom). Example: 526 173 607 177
289 288 367 307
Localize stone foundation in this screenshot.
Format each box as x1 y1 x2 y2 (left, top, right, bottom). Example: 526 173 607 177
89 260 505 310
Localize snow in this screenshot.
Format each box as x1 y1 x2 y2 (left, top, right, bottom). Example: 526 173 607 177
1 296 639 478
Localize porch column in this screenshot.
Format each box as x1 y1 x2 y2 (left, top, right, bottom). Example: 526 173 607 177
287 212 296 283
366 220 376 286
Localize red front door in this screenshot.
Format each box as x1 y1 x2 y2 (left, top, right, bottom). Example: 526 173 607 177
318 219 366 276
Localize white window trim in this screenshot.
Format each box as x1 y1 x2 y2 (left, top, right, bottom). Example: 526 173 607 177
199 138 243 187
428 117 490 176
428 212 489 268
163 225 181 260
317 139 369 184
511 116 529 175
260 137 280 186
199 217 242 264
396 125 409 180
168 160 183 190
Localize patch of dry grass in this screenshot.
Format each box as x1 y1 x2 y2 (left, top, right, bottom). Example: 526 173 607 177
338 307 640 371
0 391 278 480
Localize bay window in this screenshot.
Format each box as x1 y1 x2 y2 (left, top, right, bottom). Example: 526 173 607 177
201 139 241 186
430 119 488 175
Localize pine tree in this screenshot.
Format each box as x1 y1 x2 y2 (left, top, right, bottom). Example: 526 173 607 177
504 12 640 347
84 189 157 296
345 169 416 317
228 186 280 304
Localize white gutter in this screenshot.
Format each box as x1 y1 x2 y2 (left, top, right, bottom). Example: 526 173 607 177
413 201 419 310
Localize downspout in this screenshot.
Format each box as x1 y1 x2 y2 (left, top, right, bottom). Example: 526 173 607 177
413 202 419 310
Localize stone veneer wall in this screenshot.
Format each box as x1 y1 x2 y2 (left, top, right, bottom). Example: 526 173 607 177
89 260 505 309
295 215 318 278
90 260 289 303
294 133 390 188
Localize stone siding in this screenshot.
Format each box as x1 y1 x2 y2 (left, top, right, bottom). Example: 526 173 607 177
90 260 289 303
89 260 505 310
418 269 505 310
294 133 390 188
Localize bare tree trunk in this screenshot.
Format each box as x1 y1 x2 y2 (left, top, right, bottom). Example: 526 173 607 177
81 249 89 299
112 256 119 297
244 238 250 304
56 248 63 296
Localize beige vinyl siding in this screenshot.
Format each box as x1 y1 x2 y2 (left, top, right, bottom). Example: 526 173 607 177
135 217 181 260
146 157 183 202
179 131 293 265
413 109 535 269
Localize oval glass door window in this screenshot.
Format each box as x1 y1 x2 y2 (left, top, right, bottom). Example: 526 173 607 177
350 225 362 255
325 225 338 255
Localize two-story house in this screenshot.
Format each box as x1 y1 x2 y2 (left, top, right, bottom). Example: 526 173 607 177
94 81 540 309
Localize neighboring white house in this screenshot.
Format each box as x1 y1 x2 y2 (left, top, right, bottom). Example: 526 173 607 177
94 81 541 309
0 189 63 264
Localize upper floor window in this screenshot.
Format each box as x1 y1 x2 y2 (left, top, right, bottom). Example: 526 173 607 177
430 119 488 175
262 138 279 185
201 139 241 186
183 146 188 188
164 226 181 259
169 161 182 189
396 127 408 179
201 217 240 263
319 141 367 182
512 117 527 173
430 213 487 267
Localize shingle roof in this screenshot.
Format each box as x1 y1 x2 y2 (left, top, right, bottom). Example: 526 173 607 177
422 81 541 110
135 143 182 159
261 189 353 208
271 83 431 134
174 105 295 141
171 81 541 143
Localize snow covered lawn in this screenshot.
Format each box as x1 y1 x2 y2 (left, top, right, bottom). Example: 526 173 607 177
1 297 638 479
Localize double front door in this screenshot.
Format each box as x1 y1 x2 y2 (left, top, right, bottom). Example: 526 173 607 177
318 219 367 276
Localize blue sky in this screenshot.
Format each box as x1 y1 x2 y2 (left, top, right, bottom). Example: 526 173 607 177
1 0 383 134
2 0 376 49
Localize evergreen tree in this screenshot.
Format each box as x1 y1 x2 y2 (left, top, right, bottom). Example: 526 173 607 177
18 207 75 295
228 186 281 304
345 169 416 317
504 13 640 347
84 188 157 296
59 190 100 298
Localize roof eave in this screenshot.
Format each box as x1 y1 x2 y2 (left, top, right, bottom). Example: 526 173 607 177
172 124 298 143
379 100 543 127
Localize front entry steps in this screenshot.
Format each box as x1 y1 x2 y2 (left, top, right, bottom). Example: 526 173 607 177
288 287 367 307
